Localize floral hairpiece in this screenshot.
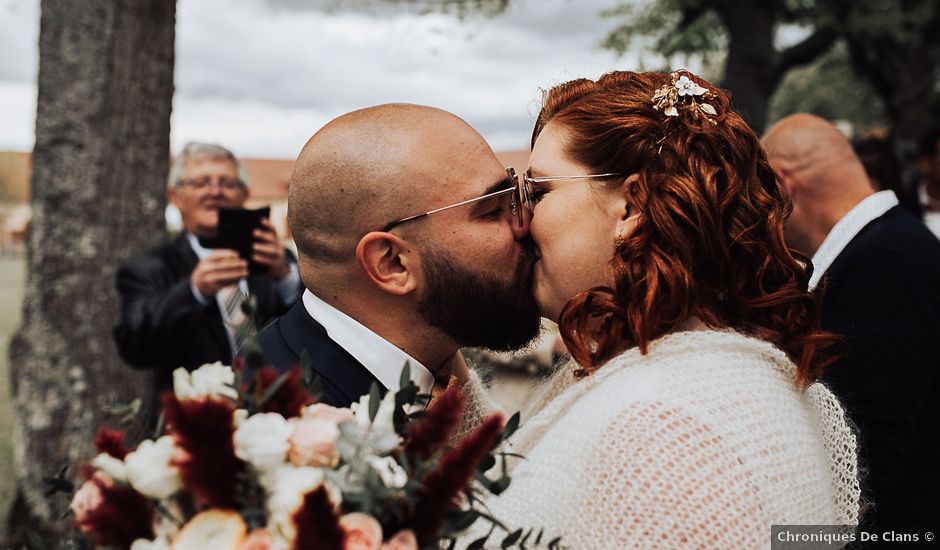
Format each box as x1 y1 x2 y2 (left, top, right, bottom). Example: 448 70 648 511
652 71 719 125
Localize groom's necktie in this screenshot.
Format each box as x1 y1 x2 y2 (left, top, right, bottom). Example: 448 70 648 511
219 284 254 354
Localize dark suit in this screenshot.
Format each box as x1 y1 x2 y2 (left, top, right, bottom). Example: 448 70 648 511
818 205 940 529
257 300 382 408
113 233 299 398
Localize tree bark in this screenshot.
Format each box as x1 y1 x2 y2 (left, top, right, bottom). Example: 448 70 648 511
6 0 176 542
715 0 836 133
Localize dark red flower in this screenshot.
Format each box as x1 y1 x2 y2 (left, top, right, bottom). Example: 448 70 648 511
161 392 245 509
291 485 345 550
93 427 129 460
72 472 154 548
410 413 505 547
255 367 315 419
404 388 465 460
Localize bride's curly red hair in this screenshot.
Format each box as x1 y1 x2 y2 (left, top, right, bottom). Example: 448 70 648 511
535 71 835 387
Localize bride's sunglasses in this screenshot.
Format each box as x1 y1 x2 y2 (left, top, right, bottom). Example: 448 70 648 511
381 167 627 231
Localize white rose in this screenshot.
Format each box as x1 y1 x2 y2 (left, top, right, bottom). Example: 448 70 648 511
350 391 397 434
129 537 170 550
173 362 238 401
367 456 408 489
91 453 128 484
124 436 183 499
266 465 326 544
233 413 293 473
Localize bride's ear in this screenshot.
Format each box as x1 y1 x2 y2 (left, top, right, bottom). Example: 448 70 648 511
355 232 419 296
618 173 642 221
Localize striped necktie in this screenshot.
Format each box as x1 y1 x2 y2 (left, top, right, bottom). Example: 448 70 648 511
219 284 255 354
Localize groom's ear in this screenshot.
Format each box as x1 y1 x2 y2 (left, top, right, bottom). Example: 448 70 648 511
355 231 419 296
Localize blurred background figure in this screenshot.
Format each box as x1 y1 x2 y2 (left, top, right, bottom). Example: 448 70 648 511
903 128 940 240
764 114 940 533
113 142 302 420
852 135 904 197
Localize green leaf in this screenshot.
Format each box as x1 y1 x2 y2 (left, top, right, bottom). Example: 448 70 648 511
368 382 382 422
450 509 480 531
501 528 523 548
399 360 412 389
258 370 291 406
467 535 490 550
500 412 521 442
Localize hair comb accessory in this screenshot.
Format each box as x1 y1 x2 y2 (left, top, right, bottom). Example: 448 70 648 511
652 71 719 125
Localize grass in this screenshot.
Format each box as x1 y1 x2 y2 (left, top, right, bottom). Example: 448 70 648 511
0 254 25 523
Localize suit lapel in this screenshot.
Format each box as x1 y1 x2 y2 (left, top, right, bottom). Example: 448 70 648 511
276 302 382 404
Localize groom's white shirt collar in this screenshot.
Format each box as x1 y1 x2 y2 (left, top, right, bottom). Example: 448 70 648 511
809 190 898 290
302 289 434 395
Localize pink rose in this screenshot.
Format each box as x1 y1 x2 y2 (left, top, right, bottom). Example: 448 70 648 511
70 472 111 526
340 513 383 550
288 417 340 468
239 528 273 550
303 403 355 425
382 530 418 550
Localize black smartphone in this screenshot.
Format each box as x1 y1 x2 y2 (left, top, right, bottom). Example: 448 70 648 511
199 206 271 275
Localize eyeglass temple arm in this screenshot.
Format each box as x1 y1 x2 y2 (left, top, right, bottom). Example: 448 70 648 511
525 172 626 183
380 187 518 232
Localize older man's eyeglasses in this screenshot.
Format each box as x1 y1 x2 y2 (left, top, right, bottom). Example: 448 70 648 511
178 178 245 191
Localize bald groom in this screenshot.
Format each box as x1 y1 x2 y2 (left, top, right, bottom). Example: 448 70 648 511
258 104 541 406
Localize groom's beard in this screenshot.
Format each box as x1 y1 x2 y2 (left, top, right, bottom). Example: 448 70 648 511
417 244 541 352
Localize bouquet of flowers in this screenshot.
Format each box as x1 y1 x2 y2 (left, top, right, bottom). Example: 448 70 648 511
66 358 562 550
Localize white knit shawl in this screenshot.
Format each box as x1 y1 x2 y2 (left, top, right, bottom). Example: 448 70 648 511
458 330 860 549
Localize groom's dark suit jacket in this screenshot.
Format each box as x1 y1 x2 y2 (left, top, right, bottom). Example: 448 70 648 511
817 205 940 528
113 233 297 397
257 300 382 408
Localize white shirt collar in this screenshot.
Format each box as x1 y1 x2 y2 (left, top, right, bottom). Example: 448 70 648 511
186 232 212 260
809 190 898 289
301 289 434 395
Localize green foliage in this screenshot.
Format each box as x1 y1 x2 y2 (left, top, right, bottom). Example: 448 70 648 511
768 43 886 132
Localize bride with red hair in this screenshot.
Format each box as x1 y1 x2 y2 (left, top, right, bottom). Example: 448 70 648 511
461 70 860 548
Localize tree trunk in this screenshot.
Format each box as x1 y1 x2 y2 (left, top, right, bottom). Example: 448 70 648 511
717 1 778 132
6 0 176 542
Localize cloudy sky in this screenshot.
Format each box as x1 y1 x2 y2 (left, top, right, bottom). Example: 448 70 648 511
0 0 681 158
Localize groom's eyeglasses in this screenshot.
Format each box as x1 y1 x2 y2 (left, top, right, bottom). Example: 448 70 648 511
381 167 527 231
516 170 628 212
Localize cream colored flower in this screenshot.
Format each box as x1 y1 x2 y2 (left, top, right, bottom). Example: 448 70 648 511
233 413 293 473
173 362 238 401
340 513 383 550
367 456 408 489
350 391 397 434
91 452 128 484
302 403 355 425
171 509 246 550
130 537 170 550
381 530 418 550
266 466 326 545
288 417 340 468
124 436 183 499
675 74 707 96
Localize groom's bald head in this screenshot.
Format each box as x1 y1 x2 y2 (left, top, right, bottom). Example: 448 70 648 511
289 103 494 267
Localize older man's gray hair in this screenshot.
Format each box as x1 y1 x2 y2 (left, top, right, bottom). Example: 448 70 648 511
167 142 250 188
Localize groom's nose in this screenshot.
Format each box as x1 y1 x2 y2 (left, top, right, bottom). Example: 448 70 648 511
510 203 531 241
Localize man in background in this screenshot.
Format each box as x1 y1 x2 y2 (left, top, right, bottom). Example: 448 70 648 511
764 114 940 532
114 142 302 403
902 128 940 239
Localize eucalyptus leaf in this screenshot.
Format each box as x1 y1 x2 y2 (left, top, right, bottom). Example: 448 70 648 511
258 370 291 406
368 383 382 422
501 528 523 548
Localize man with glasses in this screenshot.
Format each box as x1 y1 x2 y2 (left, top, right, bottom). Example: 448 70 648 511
114 142 302 407
258 104 542 407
